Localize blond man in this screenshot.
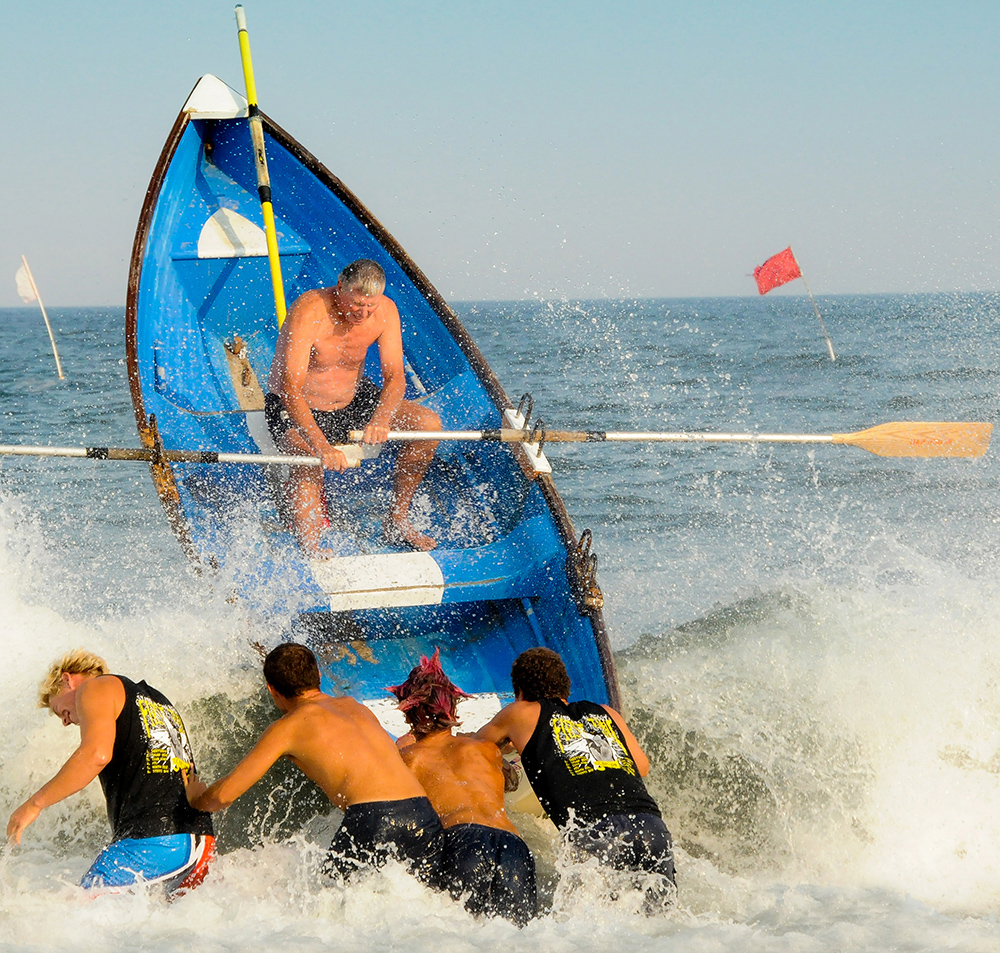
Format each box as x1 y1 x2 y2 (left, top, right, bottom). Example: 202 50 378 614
6 649 214 895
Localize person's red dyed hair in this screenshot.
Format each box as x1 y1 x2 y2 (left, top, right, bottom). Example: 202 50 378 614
387 648 470 739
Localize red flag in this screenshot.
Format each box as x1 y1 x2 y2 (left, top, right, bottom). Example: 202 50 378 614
754 247 802 295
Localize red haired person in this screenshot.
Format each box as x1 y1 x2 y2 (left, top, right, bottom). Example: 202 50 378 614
390 650 536 926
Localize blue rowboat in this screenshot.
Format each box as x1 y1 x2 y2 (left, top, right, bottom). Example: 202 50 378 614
126 75 619 713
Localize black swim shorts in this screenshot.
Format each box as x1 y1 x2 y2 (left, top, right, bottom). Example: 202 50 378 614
324 796 443 884
432 823 537 927
265 378 381 446
568 812 676 884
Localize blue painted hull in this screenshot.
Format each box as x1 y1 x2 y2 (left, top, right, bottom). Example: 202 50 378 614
126 78 618 708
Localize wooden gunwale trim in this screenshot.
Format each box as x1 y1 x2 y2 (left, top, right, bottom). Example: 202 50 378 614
536 473 620 708
124 91 199 562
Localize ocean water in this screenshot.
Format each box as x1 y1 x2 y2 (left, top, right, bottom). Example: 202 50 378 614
1 294 999 950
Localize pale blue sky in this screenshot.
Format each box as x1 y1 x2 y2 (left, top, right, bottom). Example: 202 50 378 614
2 1 998 305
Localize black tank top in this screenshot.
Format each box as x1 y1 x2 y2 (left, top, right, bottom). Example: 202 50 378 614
520 699 660 829
99 676 213 840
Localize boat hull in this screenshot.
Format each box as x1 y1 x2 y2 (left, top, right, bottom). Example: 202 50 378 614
126 76 619 710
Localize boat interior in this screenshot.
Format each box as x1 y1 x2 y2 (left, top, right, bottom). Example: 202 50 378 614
131 95 611 703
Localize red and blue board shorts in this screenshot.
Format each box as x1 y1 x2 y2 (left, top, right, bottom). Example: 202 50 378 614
80 833 215 896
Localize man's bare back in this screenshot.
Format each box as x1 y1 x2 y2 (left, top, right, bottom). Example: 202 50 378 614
400 731 517 832
187 691 425 813
271 694 426 809
389 650 538 923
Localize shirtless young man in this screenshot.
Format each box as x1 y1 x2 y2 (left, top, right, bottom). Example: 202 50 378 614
390 650 536 926
266 258 441 554
475 648 676 892
185 642 442 882
6 649 214 896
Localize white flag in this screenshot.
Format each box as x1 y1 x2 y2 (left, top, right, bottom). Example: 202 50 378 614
15 264 36 303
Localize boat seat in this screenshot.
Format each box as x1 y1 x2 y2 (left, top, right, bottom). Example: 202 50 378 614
306 513 550 610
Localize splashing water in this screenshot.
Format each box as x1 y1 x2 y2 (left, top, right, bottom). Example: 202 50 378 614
2 298 1000 950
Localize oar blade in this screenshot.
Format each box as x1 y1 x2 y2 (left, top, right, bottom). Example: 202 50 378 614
832 421 993 458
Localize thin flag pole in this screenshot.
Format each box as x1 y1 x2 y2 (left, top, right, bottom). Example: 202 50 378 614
799 272 836 362
18 256 65 379
235 4 287 328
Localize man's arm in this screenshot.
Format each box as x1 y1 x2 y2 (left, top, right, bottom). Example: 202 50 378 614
271 293 350 470
6 677 122 844
601 705 651 777
474 700 539 754
185 716 295 812
474 707 513 749
363 299 407 444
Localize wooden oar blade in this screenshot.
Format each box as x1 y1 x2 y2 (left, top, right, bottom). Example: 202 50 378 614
832 421 993 458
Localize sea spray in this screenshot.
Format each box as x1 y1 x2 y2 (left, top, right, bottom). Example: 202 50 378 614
618 553 1000 917
3 298 1000 951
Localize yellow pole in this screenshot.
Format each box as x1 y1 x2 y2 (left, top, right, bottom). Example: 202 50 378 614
235 4 287 327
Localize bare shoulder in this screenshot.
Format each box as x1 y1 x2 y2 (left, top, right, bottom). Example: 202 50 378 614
373 294 401 331
377 293 400 319
317 695 386 730
599 704 629 727
455 733 500 756
501 699 540 724
328 695 373 717
286 288 333 328
459 734 505 768
85 673 123 692
475 699 539 746
80 674 126 707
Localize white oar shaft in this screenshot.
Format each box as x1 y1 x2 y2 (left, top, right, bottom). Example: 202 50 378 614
606 433 834 444
352 430 836 445
0 444 323 467
0 445 87 458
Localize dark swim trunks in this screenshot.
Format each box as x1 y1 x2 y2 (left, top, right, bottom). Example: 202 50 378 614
265 378 381 446
567 812 676 885
432 824 537 927
324 796 443 884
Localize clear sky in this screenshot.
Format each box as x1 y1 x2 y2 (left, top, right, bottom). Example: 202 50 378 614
3 0 998 305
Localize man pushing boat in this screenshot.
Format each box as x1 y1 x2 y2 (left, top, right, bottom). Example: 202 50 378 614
390 649 537 926
6 649 215 896
266 258 441 553
476 648 676 902
184 642 443 883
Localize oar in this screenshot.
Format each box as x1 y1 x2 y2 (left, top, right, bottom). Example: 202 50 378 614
0 421 989 469
234 4 287 327
349 420 993 459
0 443 378 468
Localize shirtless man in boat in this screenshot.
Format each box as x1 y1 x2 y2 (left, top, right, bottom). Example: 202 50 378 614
475 648 676 898
266 258 441 553
185 642 443 883
389 649 536 926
